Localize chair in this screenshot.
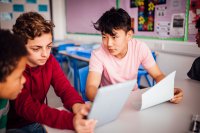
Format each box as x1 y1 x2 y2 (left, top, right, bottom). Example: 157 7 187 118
78 66 89 101
137 51 156 88
54 43 75 68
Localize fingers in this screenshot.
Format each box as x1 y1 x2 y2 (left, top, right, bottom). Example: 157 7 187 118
78 104 91 116
170 88 183 104
74 115 97 133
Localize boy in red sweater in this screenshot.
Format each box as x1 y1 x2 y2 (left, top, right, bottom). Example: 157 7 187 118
7 12 96 133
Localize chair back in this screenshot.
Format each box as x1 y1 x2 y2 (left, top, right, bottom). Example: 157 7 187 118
137 51 157 88
78 66 89 101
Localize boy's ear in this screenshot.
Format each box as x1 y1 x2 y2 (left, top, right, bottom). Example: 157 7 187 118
126 30 133 40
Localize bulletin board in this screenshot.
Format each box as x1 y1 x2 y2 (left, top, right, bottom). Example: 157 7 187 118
66 0 189 41
66 0 116 34
188 0 200 41
120 0 188 40
0 0 50 30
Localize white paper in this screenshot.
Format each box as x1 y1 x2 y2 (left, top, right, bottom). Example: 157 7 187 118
156 21 171 38
170 13 185 37
140 71 176 110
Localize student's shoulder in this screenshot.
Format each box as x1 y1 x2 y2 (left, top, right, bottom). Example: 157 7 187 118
193 56 200 64
129 38 148 50
92 45 107 56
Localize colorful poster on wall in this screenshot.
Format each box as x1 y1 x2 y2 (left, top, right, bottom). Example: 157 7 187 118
130 0 166 32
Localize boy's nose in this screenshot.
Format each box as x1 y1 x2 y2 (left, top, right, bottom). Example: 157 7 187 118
41 49 48 57
107 38 113 47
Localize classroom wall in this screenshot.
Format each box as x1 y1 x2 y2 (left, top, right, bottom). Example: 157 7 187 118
0 0 50 29
51 0 66 40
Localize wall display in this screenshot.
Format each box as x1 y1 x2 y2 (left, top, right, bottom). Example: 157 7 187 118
188 0 200 41
0 12 12 20
13 4 24 12
0 0 50 30
130 0 166 32
120 0 187 40
170 13 185 37
156 21 170 38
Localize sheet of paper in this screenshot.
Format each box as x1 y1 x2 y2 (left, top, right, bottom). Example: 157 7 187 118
140 71 176 110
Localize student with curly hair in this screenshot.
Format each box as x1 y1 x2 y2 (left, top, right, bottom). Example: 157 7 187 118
7 12 96 133
0 29 27 133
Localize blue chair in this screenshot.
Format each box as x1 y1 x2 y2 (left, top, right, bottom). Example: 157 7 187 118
137 51 156 88
54 43 75 68
78 66 89 101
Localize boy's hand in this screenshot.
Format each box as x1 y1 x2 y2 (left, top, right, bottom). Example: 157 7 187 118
170 88 183 104
72 103 97 133
73 114 97 133
72 103 91 115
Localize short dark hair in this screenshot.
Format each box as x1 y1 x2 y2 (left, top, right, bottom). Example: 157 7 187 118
0 29 27 82
196 18 200 31
13 12 55 44
93 7 132 36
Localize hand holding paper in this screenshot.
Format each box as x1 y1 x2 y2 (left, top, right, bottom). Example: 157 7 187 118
170 87 183 104
140 71 177 110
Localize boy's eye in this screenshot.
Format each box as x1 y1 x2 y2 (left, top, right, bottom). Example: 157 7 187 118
47 46 52 49
112 36 117 39
32 48 39 51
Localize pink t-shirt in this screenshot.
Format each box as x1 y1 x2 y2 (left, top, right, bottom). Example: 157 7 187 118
89 39 156 87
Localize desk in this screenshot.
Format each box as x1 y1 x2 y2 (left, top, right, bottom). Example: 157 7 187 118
45 79 200 133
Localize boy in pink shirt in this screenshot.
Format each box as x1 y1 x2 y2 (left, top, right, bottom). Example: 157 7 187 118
86 7 183 104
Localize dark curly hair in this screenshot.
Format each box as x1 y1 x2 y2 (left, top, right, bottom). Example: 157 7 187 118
0 29 27 82
196 18 200 31
13 12 55 44
93 7 132 36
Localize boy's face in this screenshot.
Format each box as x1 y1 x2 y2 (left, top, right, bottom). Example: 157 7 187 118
0 57 27 100
196 30 200 47
102 29 132 58
26 33 53 67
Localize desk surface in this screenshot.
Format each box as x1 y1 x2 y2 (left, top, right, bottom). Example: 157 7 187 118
44 79 200 133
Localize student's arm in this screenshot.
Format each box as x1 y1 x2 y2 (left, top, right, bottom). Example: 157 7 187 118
146 64 183 104
146 63 165 83
86 71 102 102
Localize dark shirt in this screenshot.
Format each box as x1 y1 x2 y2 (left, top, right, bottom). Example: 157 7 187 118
187 57 200 81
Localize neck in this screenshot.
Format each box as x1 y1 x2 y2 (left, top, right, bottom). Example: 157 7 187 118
115 44 128 59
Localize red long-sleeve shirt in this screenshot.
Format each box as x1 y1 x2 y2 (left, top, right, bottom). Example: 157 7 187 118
8 54 84 130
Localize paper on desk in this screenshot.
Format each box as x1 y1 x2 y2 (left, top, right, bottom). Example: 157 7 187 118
140 71 176 110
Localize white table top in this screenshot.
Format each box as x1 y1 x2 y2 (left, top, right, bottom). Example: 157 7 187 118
44 79 200 133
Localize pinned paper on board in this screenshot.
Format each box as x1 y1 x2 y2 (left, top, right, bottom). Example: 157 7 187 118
0 12 12 21
170 13 185 37
156 21 170 38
